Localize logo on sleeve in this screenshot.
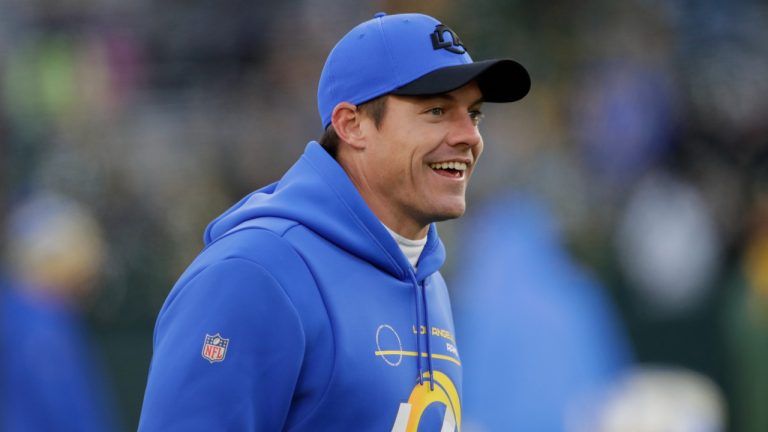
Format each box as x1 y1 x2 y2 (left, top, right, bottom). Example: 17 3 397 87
202 333 229 363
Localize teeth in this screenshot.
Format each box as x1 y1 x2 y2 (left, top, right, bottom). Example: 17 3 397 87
429 162 467 171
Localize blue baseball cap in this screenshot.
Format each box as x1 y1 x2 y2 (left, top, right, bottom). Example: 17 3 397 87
317 12 531 128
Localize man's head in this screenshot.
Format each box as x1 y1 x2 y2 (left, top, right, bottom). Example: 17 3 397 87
316 12 530 238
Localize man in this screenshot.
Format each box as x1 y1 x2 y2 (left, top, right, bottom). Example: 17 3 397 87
1 192 117 432
139 12 529 431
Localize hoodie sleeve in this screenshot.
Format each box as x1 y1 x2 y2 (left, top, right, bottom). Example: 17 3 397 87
138 257 305 431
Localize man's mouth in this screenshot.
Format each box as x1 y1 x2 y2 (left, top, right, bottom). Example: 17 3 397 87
428 161 468 179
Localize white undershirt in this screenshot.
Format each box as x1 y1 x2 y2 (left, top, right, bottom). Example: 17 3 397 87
384 225 428 269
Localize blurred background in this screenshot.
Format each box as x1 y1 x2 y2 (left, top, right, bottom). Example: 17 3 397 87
0 0 766 430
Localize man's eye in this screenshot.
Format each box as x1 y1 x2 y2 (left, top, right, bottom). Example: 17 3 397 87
469 110 484 125
428 107 445 116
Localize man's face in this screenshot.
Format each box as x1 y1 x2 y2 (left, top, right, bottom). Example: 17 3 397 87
355 82 484 237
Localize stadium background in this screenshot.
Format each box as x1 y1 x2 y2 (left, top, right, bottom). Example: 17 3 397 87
1 0 766 430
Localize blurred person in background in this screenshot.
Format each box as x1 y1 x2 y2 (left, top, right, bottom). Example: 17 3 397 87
139 11 529 431
0 192 118 432
452 194 632 431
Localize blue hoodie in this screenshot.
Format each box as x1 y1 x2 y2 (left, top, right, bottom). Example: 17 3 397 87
139 142 462 431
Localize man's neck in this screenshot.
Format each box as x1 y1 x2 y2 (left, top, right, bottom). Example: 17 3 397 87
383 224 428 268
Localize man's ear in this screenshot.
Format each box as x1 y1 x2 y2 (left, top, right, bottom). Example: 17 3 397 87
331 102 367 150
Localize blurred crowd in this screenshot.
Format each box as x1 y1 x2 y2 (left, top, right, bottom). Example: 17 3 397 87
1 0 766 430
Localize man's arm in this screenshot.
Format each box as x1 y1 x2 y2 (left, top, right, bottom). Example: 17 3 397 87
138 257 305 431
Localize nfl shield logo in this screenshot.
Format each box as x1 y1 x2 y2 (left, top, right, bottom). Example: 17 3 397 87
202 333 229 363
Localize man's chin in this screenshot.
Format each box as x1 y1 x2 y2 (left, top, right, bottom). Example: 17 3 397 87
429 202 467 222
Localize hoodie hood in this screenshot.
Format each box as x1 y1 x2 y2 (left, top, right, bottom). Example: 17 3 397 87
204 141 445 282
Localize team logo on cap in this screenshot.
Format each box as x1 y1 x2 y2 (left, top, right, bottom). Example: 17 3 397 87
431 24 466 54
202 333 229 363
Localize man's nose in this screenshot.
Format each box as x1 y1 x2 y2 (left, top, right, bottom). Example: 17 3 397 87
446 113 482 148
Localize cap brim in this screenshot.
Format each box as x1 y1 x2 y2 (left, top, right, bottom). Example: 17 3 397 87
391 59 530 102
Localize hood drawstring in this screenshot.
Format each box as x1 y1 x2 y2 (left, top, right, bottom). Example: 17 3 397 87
421 280 435 391
412 272 424 386
409 272 433 390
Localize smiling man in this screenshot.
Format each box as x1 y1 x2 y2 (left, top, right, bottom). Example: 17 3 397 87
139 12 529 431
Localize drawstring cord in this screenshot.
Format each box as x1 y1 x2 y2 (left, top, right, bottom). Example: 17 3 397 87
412 273 424 386
410 272 433 390
421 280 434 391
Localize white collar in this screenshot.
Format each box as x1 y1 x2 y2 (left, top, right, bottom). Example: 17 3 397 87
383 225 428 269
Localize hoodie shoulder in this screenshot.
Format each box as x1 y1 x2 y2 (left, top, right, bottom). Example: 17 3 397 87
195 217 311 292
169 218 328 338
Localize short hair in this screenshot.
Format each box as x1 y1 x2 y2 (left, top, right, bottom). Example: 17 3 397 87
319 95 388 159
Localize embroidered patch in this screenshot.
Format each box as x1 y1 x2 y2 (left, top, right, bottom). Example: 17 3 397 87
430 24 466 54
202 333 229 363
